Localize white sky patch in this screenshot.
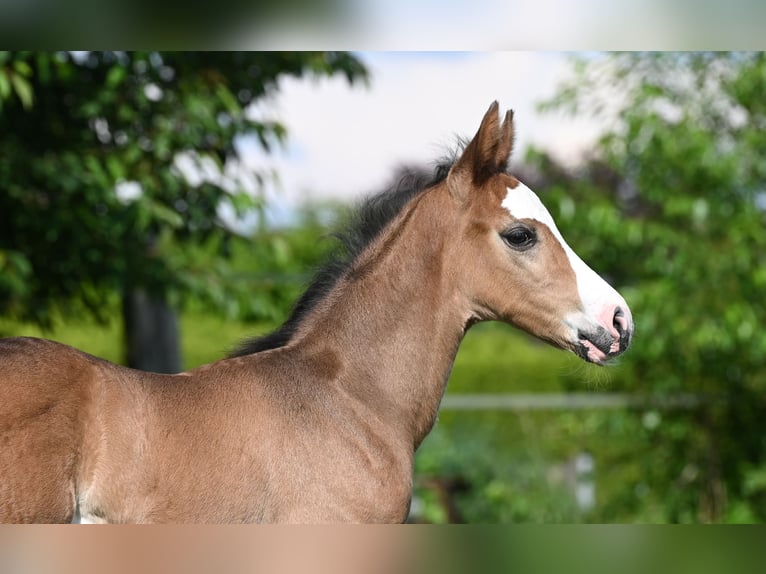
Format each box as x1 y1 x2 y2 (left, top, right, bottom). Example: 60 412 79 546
238 52 610 219
114 181 143 204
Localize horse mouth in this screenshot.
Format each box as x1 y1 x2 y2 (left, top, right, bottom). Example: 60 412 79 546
576 338 611 365
576 328 626 365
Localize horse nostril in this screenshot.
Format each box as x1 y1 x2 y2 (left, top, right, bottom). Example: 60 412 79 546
613 307 625 335
612 306 633 350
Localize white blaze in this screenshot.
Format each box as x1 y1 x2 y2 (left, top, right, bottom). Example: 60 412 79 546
501 183 627 330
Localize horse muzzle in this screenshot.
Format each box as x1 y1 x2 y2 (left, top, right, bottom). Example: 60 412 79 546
573 305 633 365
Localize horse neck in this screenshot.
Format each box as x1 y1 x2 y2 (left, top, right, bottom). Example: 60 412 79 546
294 189 468 448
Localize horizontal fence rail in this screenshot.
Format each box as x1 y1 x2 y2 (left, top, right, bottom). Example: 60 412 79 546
439 393 710 411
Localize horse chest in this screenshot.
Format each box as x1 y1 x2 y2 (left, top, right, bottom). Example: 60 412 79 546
265 426 414 523
274 470 413 524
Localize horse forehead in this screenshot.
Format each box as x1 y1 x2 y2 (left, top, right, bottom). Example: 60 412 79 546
500 182 563 240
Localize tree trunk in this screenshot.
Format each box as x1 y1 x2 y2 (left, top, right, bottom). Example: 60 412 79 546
122 289 182 373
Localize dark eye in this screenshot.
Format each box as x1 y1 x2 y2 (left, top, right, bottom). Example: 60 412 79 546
501 226 536 250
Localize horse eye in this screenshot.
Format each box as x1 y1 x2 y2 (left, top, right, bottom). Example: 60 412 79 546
501 227 536 250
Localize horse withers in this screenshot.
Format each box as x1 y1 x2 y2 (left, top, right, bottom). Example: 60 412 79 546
0 102 633 523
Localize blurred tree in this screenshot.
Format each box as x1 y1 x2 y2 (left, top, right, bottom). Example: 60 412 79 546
528 52 766 522
0 51 367 372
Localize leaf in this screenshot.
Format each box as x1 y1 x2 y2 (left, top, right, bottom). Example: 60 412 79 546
215 84 240 115
9 73 33 109
106 65 127 89
83 156 111 188
12 60 32 77
8 251 32 276
105 156 125 181
227 191 257 216
0 72 10 100
148 199 184 229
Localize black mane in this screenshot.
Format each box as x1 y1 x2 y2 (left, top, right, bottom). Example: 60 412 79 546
229 153 458 357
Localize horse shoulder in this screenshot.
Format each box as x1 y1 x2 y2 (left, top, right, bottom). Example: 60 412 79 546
238 347 415 523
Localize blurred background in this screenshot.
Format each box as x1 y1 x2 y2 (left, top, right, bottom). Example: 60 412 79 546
1 51 765 523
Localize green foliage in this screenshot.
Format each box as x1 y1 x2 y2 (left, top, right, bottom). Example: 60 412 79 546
416 410 583 523
179 204 342 324
0 51 367 327
527 52 766 522
449 323 595 393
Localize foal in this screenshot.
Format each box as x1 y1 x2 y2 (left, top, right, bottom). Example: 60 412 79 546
0 102 633 523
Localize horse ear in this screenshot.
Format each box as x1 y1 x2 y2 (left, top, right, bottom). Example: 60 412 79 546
448 102 515 202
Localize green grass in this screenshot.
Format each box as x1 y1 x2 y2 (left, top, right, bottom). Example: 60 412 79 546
0 315 125 363
179 313 273 368
0 312 274 370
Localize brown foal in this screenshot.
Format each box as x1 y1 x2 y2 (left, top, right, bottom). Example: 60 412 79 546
0 102 633 523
